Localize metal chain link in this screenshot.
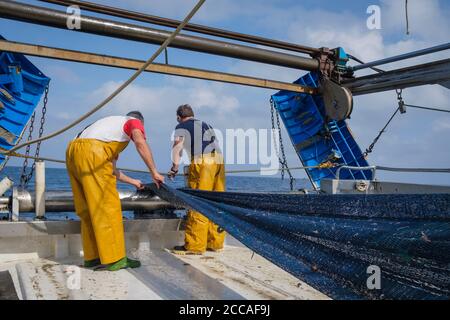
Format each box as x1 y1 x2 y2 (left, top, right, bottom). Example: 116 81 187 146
270 98 295 190
19 85 49 187
19 111 36 187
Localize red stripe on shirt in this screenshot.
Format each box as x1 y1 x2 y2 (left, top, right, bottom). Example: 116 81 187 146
123 119 146 141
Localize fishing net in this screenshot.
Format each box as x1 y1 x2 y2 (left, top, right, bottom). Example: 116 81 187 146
149 184 450 300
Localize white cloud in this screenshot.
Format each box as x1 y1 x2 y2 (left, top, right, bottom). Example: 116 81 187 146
45 64 81 84
188 86 239 111
25 0 450 185
285 9 385 61
381 0 450 42
432 118 450 132
96 0 243 24
88 79 240 120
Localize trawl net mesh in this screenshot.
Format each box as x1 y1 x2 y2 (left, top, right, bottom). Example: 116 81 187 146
149 184 450 300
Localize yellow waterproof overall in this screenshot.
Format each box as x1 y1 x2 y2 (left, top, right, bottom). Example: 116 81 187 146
66 139 129 264
185 153 226 252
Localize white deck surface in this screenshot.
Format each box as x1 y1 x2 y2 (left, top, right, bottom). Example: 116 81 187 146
170 246 328 300
0 246 328 300
0 219 328 300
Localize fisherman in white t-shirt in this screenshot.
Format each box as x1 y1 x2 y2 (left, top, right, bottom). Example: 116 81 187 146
66 111 164 271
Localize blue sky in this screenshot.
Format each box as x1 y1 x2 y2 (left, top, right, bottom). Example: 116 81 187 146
1 0 449 186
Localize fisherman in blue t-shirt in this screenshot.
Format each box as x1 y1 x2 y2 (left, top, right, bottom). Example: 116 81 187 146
168 104 226 255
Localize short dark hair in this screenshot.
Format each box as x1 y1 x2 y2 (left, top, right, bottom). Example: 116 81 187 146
126 111 144 121
176 104 194 118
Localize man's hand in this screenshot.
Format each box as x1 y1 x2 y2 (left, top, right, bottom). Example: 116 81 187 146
167 164 179 180
113 160 144 190
131 179 144 190
152 172 165 188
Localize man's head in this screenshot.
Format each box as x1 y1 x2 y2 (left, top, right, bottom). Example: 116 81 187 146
127 111 144 123
176 104 194 123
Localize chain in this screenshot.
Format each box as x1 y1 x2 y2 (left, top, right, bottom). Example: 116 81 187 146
19 111 35 187
35 85 49 158
270 98 295 190
19 85 49 187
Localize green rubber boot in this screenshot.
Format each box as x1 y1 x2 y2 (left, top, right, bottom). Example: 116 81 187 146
107 257 141 271
84 258 101 268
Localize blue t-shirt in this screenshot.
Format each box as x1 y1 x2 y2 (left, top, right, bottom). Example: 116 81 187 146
175 119 218 157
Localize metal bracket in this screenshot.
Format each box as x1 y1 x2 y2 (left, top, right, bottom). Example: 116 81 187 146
336 165 377 181
313 47 335 80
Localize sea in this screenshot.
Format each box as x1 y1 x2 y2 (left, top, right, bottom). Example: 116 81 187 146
0 166 310 221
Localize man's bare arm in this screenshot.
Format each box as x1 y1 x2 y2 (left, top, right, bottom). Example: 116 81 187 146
132 129 165 187
171 137 184 171
113 159 143 189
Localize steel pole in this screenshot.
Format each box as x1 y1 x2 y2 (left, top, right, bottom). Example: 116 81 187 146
344 58 450 95
0 40 318 94
11 189 178 213
39 0 321 56
34 160 46 219
351 43 450 71
0 1 319 71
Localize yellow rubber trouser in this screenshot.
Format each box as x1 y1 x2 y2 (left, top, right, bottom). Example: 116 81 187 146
66 139 129 264
185 153 226 252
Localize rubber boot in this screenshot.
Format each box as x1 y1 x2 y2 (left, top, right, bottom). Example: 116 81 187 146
84 258 101 268
107 257 141 271
171 245 203 255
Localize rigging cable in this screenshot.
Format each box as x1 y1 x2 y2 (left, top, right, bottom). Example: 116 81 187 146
6 151 450 175
404 104 450 114
363 90 404 157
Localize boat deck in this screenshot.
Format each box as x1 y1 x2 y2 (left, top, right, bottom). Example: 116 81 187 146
0 246 327 300
0 219 328 300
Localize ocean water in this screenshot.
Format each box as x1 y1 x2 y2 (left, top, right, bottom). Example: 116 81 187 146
0 166 310 220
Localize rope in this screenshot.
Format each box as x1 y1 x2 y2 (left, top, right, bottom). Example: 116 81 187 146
0 0 206 156
405 0 410 35
404 104 450 114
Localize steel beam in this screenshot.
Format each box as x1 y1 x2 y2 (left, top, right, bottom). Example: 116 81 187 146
39 0 321 56
343 59 450 95
350 43 450 71
0 40 317 94
0 1 319 71
10 188 178 213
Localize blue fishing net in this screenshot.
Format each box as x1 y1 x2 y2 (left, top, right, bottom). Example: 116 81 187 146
149 184 450 300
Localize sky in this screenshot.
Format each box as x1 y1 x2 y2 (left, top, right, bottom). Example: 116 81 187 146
1 0 449 186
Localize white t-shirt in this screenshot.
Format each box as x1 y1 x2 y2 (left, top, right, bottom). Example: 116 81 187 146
76 116 145 142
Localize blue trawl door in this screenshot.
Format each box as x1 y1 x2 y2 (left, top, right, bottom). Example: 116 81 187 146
0 36 50 170
271 72 372 189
